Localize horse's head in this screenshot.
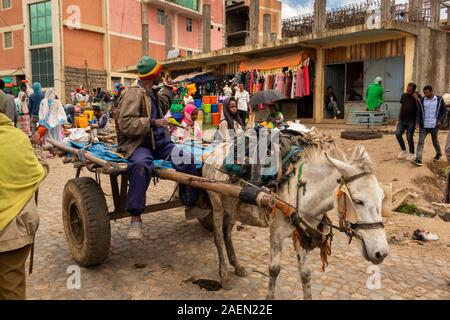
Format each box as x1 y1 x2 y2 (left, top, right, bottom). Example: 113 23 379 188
325 145 388 265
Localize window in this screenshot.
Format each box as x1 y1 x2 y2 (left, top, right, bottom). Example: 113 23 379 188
3 31 12 49
210 25 214 29
29 1 52 45
186 50 193 58
31 47 54 88
1 0 12 10
157 8 165 25
186 18 192 32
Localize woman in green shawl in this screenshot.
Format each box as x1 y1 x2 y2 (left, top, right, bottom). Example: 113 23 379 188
366 76 385 111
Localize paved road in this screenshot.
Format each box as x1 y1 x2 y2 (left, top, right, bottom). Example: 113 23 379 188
26 157 449 300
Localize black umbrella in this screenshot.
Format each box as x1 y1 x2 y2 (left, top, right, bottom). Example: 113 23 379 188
249 90 287 106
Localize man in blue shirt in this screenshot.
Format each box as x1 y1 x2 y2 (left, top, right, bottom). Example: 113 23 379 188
412 85 447 166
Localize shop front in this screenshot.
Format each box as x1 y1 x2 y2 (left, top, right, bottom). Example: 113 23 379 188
323 38 407 121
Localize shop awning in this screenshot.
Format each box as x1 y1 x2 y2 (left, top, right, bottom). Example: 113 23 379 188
239 51 303 71
172 71 215 83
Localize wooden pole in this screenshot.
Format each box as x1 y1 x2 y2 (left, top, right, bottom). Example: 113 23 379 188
47 139 296 214
141 0 149 56
156 169 277 209
84 60 90 89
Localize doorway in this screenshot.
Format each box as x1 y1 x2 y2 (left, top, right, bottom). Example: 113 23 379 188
324 64 345 119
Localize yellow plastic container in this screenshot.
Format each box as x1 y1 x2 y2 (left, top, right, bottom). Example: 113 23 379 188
84 110 94 121
75 115 89 128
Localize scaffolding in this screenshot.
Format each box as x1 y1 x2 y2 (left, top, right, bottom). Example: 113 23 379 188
281 0 447 38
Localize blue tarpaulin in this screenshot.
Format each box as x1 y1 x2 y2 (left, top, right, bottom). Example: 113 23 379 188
66 141 215 169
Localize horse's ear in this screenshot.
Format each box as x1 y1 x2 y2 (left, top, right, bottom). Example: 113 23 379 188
350 144 373 173
325 153 358 177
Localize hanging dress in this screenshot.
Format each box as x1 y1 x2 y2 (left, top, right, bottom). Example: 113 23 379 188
303 58 310 96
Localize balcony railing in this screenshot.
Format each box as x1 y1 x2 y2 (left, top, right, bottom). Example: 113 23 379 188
282 0 437 38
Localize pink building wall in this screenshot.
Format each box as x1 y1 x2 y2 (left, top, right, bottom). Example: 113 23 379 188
0 30 25 71
64 28 104 70
63 0 103 27
0 0 24 71
211 27 223 51
177 16 200 50
109 0 141 36
209 0 224 25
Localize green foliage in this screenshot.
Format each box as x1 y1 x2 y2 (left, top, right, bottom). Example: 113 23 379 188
397 204 419 216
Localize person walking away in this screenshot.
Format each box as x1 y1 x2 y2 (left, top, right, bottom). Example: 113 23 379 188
28 83 44 135
235 83 250 124
0 80 17 126
117 56 200 239
396 82 420 161
412 85 447 166
17 83 31 137
38 89 67 146
366 77 385 111
217 97 245 142
324 86 341 119
172 104 203 143
0 90 49 299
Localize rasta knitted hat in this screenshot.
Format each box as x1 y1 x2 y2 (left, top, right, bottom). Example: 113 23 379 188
137 56 162 80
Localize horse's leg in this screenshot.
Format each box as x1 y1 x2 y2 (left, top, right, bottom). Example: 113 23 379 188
211 204 232 290
266 228 285 300
223 213 247 277
295 242 312 300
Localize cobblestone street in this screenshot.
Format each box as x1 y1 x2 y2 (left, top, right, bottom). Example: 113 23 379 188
27 150 450 300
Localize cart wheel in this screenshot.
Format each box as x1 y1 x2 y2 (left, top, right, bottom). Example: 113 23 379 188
198 213 214 232
62 177 111 267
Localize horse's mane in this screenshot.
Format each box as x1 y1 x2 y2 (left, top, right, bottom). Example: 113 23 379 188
302 143 374 173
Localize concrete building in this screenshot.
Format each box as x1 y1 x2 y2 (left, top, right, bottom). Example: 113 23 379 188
163 0 450 123
225 0 282 46
0 0 225 101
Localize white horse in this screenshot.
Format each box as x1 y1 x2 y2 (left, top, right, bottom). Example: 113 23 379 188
202 142 388 299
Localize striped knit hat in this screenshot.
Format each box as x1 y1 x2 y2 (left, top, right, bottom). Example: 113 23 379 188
137 56 162 80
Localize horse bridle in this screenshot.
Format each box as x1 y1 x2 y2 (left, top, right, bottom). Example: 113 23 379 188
335 171 385 243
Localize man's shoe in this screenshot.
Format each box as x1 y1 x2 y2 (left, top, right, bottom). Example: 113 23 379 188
411 158 423 166
127 221 143 239
433 154 441 162
398 150 407 159
408 153 415 161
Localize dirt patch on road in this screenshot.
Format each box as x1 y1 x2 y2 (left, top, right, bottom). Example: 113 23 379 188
412 175 445 202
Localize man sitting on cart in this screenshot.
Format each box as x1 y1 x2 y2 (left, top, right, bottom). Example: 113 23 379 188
117 56 200 239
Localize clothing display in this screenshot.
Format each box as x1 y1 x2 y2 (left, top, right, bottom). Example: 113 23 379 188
229 52 314 101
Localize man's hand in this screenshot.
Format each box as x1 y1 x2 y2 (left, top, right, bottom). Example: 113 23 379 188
154 118 168 128
412 92 419 100
30 132 41 145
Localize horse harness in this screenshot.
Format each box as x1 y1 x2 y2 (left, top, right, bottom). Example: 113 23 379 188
282 168 385 270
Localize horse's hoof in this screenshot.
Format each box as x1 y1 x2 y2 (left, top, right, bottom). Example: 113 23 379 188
265 294 275 300
234 265 247 277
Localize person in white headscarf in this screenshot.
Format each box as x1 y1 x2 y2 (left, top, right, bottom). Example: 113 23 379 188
38 89 67 145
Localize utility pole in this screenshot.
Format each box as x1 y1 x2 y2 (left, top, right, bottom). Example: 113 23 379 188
141 0 149 56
